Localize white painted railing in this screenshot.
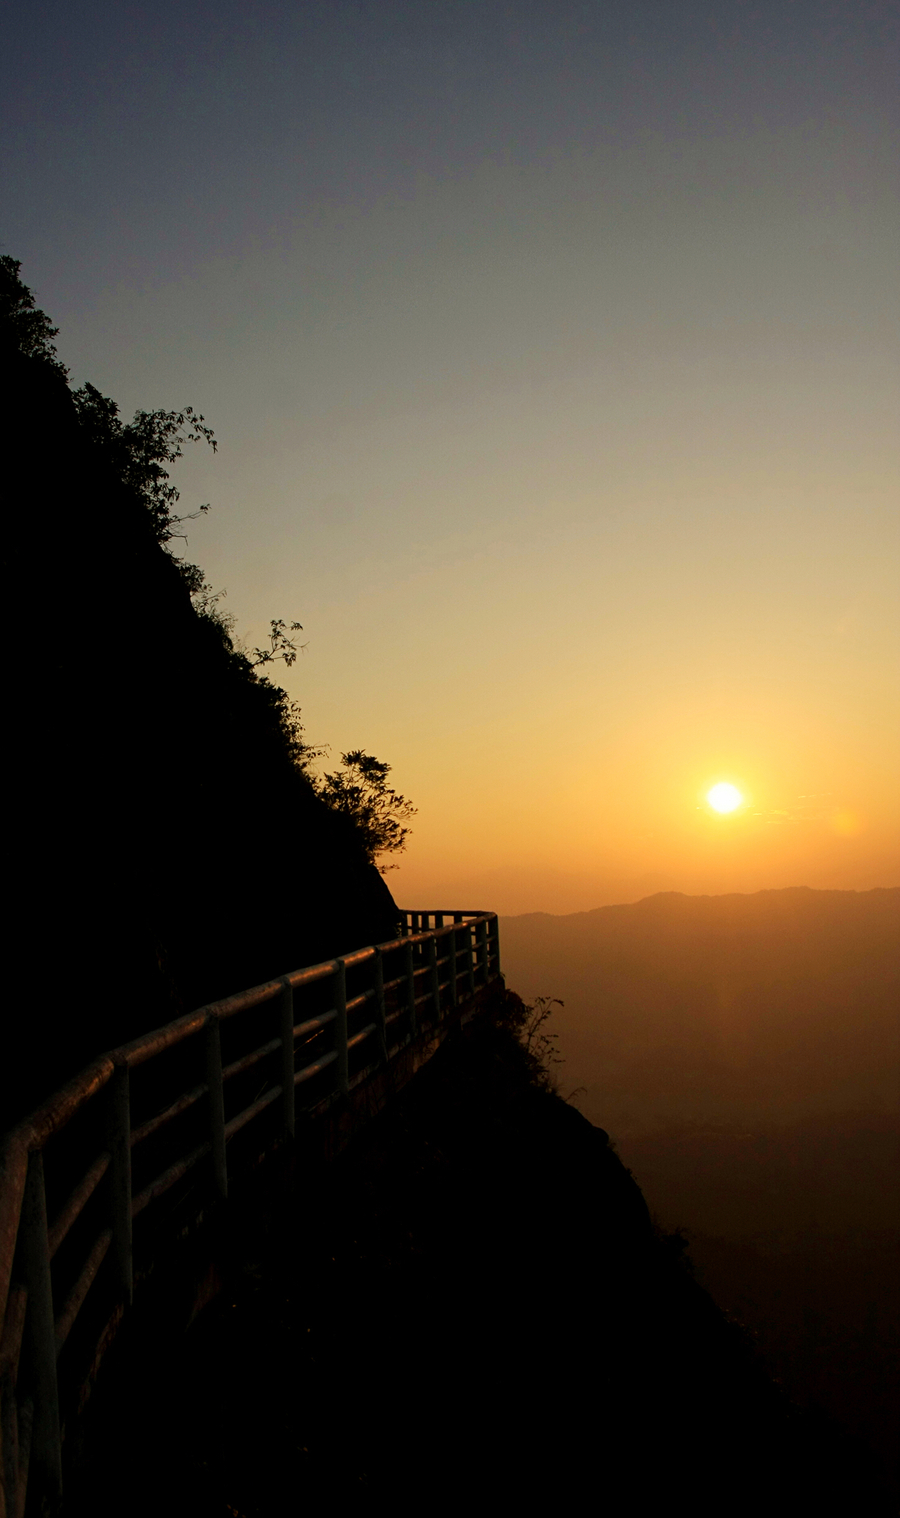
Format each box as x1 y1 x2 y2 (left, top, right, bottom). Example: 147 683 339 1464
0 910 500 1518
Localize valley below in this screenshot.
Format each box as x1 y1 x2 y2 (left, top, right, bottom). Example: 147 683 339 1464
501 887 900 1498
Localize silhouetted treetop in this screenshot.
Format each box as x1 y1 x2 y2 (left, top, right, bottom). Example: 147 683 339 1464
0 254 67 376
71 381 216 567
2 258 218 596
317 751 416 870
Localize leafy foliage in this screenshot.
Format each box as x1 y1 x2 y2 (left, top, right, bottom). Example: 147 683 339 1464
248 618 306 670
0 255 67 375
71 381 217 582
3 254 416 868
316 751 417 869
520 996 564 1082
493 988 564 1089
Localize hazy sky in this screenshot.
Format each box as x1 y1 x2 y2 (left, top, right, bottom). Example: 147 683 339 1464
4 0 898 913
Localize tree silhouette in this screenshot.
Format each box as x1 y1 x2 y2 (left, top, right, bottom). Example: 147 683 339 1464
317 751 417 869
71 380 217 594
0 254 67 374
248 618 306 670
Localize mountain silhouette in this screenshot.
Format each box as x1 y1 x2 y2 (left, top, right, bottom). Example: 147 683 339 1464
1 266 397 1127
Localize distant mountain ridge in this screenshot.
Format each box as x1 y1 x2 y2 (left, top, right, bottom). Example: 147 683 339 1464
501 886 900 1127
508 882 899 921
502 884 900 1495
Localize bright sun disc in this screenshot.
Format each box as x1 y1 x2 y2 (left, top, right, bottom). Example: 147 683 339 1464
707 783 743 814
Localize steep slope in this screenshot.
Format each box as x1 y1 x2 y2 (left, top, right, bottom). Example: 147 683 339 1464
67 992 892 1514
2 325 397 1127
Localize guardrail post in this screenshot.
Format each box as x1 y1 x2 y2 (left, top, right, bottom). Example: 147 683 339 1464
466 923 475 997
18 1151 62 1507
476 919 488 984
447 926 457 1008
0 1325 23 1518
435 913 444 929
428 934 440 1019
334 961 349 1097
373 948 388 1060
405 940 417 1038
279 979 295 1139
108 1062 133 1304
205 1018 228 1200
488 915 500 978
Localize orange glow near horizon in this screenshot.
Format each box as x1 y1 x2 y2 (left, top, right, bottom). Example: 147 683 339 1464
20 4 895 920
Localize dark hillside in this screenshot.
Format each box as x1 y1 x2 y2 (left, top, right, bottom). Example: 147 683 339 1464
1 277 397 1127
68 991 891 1514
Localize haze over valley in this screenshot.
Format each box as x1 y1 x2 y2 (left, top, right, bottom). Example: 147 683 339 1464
503 886 900 1488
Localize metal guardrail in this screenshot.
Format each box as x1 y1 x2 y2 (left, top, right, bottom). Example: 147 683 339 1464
0 909 500 1518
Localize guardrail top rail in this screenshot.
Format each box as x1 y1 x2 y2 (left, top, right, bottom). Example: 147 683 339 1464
0 911 500 1518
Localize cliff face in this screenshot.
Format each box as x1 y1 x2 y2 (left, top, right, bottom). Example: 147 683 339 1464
66 993 892 1513
2 345 397 1126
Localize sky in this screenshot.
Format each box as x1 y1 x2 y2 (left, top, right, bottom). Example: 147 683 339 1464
4 0 898 914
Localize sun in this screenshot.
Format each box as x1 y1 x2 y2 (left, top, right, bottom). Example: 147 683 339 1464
707 782 743 814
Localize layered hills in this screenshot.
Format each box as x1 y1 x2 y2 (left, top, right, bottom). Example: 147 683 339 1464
501 886 899 1128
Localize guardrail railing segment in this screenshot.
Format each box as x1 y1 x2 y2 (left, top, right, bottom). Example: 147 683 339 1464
0 910 500 1518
